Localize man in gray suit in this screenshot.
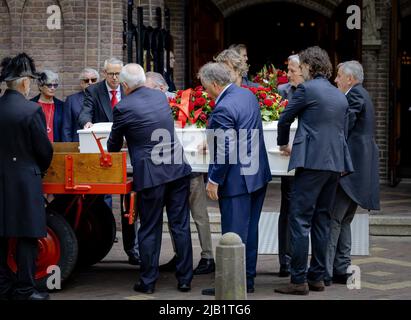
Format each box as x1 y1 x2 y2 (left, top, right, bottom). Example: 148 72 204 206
325 61 380 286
275 46 353 295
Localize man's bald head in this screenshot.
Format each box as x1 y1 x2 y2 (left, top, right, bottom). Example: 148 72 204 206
119 63 146 95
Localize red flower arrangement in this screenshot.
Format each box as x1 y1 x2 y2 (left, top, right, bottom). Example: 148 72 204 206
169 85 288 127
253 64 288 92
242 86 289 122
169 86 215 128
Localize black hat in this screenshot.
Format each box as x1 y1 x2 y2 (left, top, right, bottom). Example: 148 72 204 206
0 53 40 82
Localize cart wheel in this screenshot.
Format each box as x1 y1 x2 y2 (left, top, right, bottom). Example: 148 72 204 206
75 197 116 266
8 212 78 290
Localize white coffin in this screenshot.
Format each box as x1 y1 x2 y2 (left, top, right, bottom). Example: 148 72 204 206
77 122 113 153
78 121 298 176
174 121 298 176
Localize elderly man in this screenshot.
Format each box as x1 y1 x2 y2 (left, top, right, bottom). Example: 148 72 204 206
276 54 305 278
0 53 53 300
275 46 353 295
108 64 193 294
145 71 175 99
62 68 99 142
78 57 139 265
325 61 380 286
145 71 215 275
199 62 272 295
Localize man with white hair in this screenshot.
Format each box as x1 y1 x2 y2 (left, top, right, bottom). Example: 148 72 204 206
108 64 193 294
78 57 125 129
325 61 380 286
276 54 305 278
62 68 99 142
78 57 140 266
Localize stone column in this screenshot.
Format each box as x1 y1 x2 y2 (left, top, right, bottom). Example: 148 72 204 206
215 232 247 300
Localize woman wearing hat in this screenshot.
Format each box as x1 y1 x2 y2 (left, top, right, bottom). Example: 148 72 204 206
31 70 64 142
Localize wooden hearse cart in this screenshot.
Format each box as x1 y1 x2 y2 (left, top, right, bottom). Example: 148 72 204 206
7 136 136 288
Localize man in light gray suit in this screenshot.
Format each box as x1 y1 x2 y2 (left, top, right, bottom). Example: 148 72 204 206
325 61 380 286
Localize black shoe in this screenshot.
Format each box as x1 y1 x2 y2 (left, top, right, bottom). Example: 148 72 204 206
247 287 255 293
193 258 215 275
13 290 50 301
133 281 154 294
201 288 215 296
159 256 177 272
324 279 332 287
332 273 351 284
128 255 141 266
178 283 191 292
279 265 290 277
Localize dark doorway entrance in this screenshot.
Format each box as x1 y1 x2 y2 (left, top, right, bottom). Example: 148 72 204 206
225 3 332 74
399 15 411 177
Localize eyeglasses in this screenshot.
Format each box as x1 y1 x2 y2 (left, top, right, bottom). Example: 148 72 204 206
106 72 120 78
45 83 59 89
82 78 98 84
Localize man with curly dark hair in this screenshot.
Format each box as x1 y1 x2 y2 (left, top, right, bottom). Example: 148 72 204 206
274 46 353 295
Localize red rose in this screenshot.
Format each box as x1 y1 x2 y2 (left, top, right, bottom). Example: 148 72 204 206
264 99 273 107
177 90 184 97
194 86 204 91
250 87 258 94
196 97 206 107
199 113 207 122
209 100 216 108
281 100 289 108
259 92 267 99
195 91 203 98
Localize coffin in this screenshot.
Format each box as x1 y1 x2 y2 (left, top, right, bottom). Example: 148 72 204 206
78 121 298 176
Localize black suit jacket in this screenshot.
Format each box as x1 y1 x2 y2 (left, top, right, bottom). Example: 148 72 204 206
62 91 84 142
340 84 380 210
107 86 191 191
277 75 353 174
78 80 125 128
31 94 64 142
0 90 53 238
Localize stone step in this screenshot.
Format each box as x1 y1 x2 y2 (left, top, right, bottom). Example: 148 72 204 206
163 212 411 237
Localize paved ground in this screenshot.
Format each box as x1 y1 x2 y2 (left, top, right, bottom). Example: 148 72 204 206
50 180 411 300
50 233 411 300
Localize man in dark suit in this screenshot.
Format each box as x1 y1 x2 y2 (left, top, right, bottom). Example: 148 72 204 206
108 63 193 293
275 46 353 295
276 54 305 278
62 68 99 142
0 53 53 300
78 58 139 265
199 62 272 294
325 61 380 286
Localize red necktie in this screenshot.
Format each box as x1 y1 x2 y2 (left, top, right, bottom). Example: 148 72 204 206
111 90 118 108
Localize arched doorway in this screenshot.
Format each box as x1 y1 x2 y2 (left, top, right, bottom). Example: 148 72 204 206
225 2 332 73
188 0 361 85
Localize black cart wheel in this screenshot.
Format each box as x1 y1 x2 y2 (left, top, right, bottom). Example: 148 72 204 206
8 212 78 290
75 196 116 266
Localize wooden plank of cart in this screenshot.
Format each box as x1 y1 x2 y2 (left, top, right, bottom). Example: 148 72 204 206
7 135 136 289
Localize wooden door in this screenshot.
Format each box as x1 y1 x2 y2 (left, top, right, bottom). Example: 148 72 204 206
188 0 224 87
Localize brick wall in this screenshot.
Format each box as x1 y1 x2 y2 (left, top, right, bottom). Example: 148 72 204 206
362 0 391 182
0 0 125 100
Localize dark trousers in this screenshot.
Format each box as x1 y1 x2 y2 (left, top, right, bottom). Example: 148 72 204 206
278 176 295 268
289 169 339 284
137 175 193 287
106 194 139 258
325 186 358 280
219 185 267 288
0 237 38 297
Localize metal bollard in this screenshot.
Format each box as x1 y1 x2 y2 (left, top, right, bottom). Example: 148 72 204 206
215 232 247 300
